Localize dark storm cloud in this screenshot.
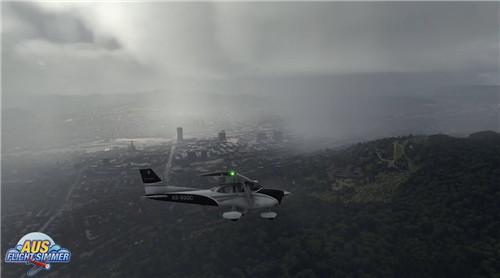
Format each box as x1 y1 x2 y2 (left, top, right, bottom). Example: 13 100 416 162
3 2 122 49
6 2 94 44
2 2 159 96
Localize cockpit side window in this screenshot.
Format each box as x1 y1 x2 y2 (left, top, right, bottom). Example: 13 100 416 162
217 185 233 193
222 176 239 184
217 183 245 193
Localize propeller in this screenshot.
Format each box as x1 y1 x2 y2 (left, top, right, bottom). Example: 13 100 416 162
243 182 254 208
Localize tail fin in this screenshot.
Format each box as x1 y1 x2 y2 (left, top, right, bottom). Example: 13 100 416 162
139 169 198 196
139 169 162 184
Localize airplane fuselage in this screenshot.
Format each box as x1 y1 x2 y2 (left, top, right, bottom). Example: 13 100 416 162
140 169 290 220
144 189 280 210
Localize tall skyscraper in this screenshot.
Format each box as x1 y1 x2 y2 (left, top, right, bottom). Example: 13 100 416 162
177 127 183 141
218 130 226 142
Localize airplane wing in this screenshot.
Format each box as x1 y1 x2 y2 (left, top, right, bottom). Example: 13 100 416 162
201 171 255 186
200 171 236 177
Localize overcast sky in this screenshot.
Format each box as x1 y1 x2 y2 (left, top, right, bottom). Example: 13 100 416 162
2 1 499 97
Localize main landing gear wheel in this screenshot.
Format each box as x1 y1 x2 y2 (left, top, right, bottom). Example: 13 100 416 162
260 211 277 220
223 211 242 221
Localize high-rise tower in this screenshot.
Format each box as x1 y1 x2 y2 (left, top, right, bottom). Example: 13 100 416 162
177 127 183 142
218 130 226 142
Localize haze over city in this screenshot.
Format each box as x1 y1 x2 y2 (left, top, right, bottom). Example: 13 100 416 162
3 2 499 152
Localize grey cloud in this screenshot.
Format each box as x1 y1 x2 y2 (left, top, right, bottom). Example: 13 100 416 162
3 2 120 49
213 2 499 74
1 1 498 98
2 2 498 151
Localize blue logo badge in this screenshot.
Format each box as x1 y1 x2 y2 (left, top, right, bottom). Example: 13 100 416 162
4 232 71 276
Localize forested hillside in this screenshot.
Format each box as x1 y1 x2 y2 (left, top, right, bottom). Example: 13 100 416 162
96 132 500 277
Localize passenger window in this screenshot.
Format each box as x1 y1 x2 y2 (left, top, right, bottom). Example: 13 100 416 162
218 186 233 193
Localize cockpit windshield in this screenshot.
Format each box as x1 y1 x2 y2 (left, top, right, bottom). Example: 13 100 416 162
245 181 262 191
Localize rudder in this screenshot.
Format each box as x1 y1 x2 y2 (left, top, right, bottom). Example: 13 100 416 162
139 168 162 184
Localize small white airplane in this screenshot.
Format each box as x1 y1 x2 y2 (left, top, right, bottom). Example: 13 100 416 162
139 169 290 221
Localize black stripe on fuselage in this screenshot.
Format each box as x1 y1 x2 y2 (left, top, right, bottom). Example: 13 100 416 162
144 194 219 206
257 189 285 204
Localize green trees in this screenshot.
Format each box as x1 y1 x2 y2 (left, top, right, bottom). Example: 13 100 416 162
122 132 500 277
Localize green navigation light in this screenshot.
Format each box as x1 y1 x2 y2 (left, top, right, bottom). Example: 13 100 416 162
229 170 236 176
